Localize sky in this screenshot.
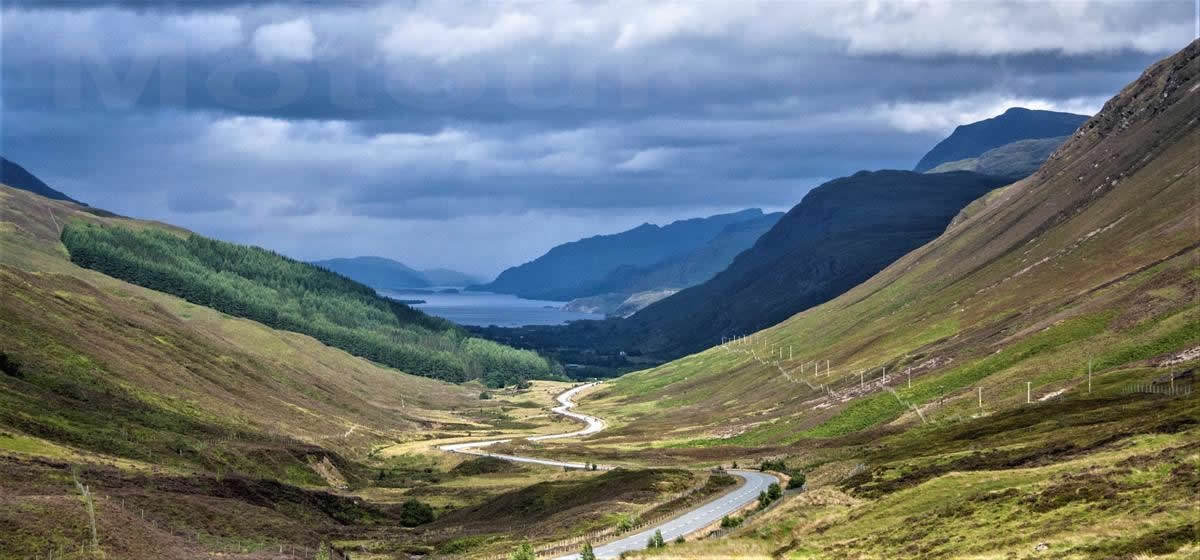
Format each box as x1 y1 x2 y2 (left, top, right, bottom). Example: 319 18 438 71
1 1 1194 278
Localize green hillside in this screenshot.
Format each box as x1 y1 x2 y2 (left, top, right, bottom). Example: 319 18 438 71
568 39 1200 560
60 221 560 385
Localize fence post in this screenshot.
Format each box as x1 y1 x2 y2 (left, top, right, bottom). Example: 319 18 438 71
1026 381 1032 404
978 386 983 409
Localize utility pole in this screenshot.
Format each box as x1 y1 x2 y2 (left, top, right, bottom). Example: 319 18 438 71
1026 381 1032 404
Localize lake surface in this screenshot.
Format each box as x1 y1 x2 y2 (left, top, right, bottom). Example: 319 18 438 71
380 289 604 327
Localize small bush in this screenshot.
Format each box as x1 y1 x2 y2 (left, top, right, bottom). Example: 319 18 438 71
646 529 665 549
720 515 742 528
787 472 806 490
479 391 492 400
509 541 535 560
399 498 435 527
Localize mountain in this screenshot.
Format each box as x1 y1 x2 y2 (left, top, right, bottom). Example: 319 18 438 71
624 170 1012 355
586 212 783 295
573 40 1199 560
474 208 772 301
926 135 1069 179
312 256 431 290
561 211 783 315
912 107 1089 172
0 156 82 204
421 267 484 286
313 257 485 291
473 171 1011 369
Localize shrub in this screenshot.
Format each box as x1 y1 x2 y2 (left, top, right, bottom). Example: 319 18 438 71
646 529 665 549
787 472 806 490
767 482 783 501
580 542 597 560
509 542 535 560
399 498 435 527
720 515 742 528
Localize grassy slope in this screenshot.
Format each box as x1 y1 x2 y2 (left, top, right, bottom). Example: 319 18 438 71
577 41 1200 559
0 187 602 559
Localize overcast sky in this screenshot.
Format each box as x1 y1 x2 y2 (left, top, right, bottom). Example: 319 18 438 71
1 1 1193 277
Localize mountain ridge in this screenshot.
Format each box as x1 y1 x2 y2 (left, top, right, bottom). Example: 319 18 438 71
0 156 82 205
474 208 773 301
912 107 1090 172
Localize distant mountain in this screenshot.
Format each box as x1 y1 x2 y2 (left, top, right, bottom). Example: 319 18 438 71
474 208 772 301
473 170 1011 367
313 257 485 291
421 268 485 287
312 256 431 290
926 135 1068 179
912 108 1089 172
586 211 783 296
0 157 81 204
623 170 1013 356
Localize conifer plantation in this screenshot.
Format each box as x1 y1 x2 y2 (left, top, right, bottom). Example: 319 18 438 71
61 221 561 384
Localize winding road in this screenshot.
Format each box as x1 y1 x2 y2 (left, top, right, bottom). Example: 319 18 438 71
438 383 779 559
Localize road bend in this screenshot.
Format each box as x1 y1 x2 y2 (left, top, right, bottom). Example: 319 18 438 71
438 383 781 559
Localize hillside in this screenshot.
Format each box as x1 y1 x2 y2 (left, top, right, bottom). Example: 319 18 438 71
60 222 559 385
0 185 583 558
477 171 1011 369
0 156 82 204
927 135 1068 179
313 257 485 290
564 39 1200 560
420 267 484 287
912 107 1089 172
312 256 432 290
474 208 770 301
574 211 783 311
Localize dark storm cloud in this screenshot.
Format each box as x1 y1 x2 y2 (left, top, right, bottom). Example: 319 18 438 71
1 0 1194 275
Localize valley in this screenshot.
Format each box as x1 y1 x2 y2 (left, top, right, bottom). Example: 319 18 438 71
0 6 1196 560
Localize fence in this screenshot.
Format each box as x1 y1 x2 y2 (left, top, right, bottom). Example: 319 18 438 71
1124 381 1193 397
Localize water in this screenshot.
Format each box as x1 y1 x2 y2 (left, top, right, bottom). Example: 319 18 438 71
380 288 603 327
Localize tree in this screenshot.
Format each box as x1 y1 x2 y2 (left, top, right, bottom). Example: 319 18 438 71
757 490 770 509
767 482 783 501
509 541 535 560
580 542 597 560
399 498 435 527
647 529 665 549
675 535 686 544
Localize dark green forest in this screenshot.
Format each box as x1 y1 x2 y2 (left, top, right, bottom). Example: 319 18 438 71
61 221 562 385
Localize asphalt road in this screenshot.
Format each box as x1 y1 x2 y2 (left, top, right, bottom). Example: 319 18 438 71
555 469 777 560
437 382 606 469
439 383 780 559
